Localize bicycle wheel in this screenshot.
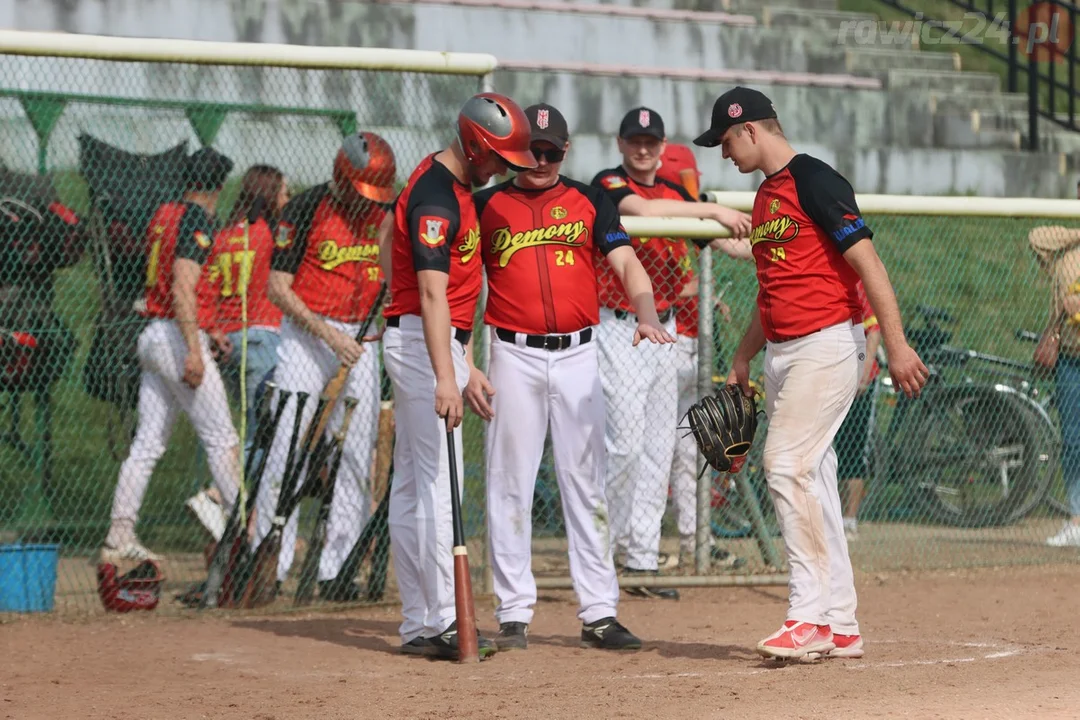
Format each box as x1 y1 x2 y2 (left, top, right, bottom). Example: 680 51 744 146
892 384 1053 528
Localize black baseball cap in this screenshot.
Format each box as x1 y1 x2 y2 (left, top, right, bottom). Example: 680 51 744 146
693 87 778 148
619 106 665 140
184 147 234 191
524 103 569 146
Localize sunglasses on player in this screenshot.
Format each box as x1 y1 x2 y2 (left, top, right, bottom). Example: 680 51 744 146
531 146 566 163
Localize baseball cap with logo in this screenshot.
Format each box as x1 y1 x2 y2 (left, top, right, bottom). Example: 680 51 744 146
619 106 665 140
525 103 570 146
693 87 778 148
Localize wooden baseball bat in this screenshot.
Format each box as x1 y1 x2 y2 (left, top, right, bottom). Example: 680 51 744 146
305 282 387 454
371 400 394 508
445 417 479 663
294 396 359 605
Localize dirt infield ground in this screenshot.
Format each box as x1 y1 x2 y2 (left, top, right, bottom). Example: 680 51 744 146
3 564 1079 720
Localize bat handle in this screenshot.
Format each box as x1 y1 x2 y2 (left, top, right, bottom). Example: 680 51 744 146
445 420 466 550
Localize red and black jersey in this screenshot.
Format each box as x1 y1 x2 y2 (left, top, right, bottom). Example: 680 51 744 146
474 176 631 334
590 165 700 313
750 154 870 342
384 154 483 331
198 217 283 334
143 201 215 320
675 295 699 338
271 183 388 324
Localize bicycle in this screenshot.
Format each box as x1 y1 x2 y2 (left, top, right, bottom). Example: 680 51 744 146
872 304 1058 528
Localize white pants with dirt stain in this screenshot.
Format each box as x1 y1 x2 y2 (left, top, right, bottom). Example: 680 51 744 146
763 319 864 636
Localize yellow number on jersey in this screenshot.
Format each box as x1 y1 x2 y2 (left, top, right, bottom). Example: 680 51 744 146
554 249 576 267
366 266 380 282
769 247 786 263
145 225 165 288
217 250 257 298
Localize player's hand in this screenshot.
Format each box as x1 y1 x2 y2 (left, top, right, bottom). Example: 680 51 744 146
182 351 205 389
435 376 464 429
1034 331 1060 372
726 354 752 398
716 299 732 323
209 330 233 362
885 341 929 398
709 205 752 239
634 321 676 346
463 366 496 421
361 326 385 343
326 327 364 367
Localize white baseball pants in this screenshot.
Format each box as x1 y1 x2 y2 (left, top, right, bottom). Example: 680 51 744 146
383 313 470 644
597 308 678 571
111 319 240 524
485 328 620 626
669 333 706 554
763 319 864 635
252 316 380 583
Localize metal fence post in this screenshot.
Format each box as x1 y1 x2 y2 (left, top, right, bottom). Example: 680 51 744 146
695 246 714 575
478 69 496 596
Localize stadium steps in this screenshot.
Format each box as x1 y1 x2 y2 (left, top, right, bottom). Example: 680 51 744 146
808 46 961 77
887 68 1002 95
720 0 838 16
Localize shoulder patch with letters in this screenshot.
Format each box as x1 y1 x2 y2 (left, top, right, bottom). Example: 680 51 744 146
600 175 628 190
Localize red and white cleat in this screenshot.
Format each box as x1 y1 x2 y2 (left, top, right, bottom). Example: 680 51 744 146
756 620 835 660
823 633 864 659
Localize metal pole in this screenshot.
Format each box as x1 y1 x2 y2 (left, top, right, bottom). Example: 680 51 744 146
477 70 496 597
1029 51 1040 151
1008 0 1018 93
695 246 714 575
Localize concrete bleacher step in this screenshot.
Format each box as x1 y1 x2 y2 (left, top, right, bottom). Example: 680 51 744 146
927 91 1030 116
888 68 1001 94
762 7 910 43
966 110 1080 153
808 46 960 77
720 0 838 17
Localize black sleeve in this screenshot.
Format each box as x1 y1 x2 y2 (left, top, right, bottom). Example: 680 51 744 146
794 165 873 254
175 204 215 265
590 170 635 208
407 181 460 274
587 187 632 256
270 188 323 274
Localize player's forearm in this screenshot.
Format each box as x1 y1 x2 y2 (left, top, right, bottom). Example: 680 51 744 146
709 237 754 261
268 270 332 342
734 309 766 362
419 290 456 383
624 196 711 219
614 254 662 325
865 330 882 377
854 259 907 351
173 259 203 353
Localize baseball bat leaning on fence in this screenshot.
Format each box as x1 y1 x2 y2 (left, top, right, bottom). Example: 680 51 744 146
237 391 325 608
294 396 360 605
207 386 291 609
446 416 479 663
304 282 388 455
372 400 394 504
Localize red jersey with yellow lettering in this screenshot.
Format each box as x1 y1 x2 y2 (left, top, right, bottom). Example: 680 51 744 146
750 154 870 343
198 217 283 334
384 154 482 331
143 201 215 320
590 166 700 314
271 183 388 324
474 176 631 334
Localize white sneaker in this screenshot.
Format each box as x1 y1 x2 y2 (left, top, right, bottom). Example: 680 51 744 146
1046 522 1080 548
101 541 162 564
186 490 227 542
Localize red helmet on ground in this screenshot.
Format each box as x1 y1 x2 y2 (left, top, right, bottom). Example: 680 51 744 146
456 92 538 172
333 131 397 203
97 560 164 613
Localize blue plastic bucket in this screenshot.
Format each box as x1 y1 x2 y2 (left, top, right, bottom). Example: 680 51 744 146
0 544 59 613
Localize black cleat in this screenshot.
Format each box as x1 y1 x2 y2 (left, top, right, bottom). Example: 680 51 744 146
495 622 529 651
581 617 642 650
622 568 680 600
424 621 498 660
400 636 432 655
710 547 747 570
319 580 363 602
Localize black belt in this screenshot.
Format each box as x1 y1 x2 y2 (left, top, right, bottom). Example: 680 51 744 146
494 326 592 351
385 315 472 346
613 307 673 324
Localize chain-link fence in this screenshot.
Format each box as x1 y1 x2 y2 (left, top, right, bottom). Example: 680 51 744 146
2 31 1079 618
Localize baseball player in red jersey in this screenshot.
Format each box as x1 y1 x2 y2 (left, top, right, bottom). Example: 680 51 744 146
102 147 240 564
655 143 748 570
591 107 751 599
694 86 928 660
380 92 537 661
475 103 673 652
188 165 288 539
251 132 395 602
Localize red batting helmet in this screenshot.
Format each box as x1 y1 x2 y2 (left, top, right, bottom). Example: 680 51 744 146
457 92 538 172
333 131 397 204
96 560 164 613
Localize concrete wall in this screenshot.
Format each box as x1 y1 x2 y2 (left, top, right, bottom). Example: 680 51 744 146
0 0 1076 196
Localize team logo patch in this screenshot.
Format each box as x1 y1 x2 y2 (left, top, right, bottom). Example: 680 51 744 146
831 213 867 244
639 109 650 127
728 103 743 119
419 216 448 247
550 206 568 220
275 222 295 249
601 175 627 190
537 109 549 129
366 223 379 238
193 231 211 249
769 198 780 215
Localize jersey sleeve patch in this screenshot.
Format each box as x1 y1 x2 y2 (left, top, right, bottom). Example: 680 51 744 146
409 202 459 274
176 204 215 265
600 175 627 190
793 161 873 254
418 215 449 248
271 186 324 274
588 186 633 256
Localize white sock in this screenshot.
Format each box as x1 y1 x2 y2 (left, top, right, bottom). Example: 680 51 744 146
843 517 858 532
105 518 136 548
